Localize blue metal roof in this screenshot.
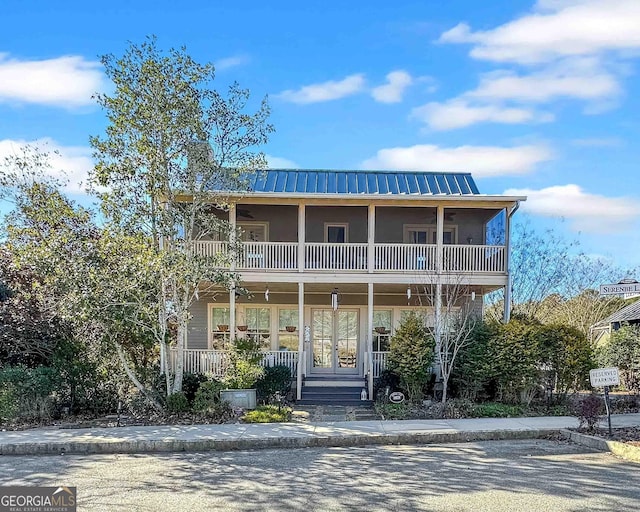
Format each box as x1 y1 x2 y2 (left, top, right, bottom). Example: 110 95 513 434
249 170 480 195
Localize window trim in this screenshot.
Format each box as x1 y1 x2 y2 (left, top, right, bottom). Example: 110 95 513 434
238 221 269 242
324 222 349 243
402 224 458 244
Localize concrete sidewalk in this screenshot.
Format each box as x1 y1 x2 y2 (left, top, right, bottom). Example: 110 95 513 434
1 413 639 456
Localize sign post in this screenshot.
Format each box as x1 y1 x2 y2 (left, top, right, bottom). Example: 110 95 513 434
589 367 620 436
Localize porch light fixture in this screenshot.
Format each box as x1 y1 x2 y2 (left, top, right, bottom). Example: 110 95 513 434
265 286 270 302
471 291 476 301
406 286 412 301
331 288 340 311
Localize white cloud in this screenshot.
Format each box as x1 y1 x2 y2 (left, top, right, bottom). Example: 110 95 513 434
439 0 640 64
411 99 553 131
215 54 250 71
277 74 366 104
266 154 299 169
371 70 413 103
504 184 640 232
362 144 553 177
468 60 620 103
0 138 93 194
0 54 105 108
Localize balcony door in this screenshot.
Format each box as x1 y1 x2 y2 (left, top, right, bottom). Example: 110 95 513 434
311 309 359 375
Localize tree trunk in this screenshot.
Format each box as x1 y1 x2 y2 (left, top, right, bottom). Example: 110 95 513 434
172 316 186 393
115 342 162 411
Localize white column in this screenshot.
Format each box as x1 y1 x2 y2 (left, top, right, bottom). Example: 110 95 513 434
504 206 512 323
436 205 444 272
229 285 236 342
296 282 305 400
229 203 237 271
367 282 374 399
367 204 375 273
298 203 306 273
435 205 444 380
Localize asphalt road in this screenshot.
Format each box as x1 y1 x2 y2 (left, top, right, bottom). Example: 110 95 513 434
1 440 639 511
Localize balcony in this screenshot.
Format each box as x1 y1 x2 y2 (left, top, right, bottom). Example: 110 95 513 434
192 241 506 273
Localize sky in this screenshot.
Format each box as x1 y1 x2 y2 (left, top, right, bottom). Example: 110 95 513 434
1 0 639 272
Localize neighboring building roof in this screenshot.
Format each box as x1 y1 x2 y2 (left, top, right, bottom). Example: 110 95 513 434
593 299 640 328
249 169 480 196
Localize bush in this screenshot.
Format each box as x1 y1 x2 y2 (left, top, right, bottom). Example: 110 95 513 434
375 402 410 420
598 325 640 392
242 404 291 423
575 394 603 432
387 313 435 402
373 369 402 401
256 365 291 403
166 391 189 414
473 402 524 418
192 380 224 413
224 337 265 389
182 372 209 404
0 366 61 422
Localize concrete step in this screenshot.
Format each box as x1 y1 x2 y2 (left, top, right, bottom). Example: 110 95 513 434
296 398 374 406
304 376 366 388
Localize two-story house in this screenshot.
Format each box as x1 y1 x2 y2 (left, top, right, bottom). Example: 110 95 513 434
170 169 524 404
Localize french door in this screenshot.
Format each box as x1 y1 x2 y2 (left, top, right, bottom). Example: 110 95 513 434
311 309 359 374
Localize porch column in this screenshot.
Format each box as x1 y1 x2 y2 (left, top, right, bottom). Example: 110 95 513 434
229 285 236 342
503 206 512 323
296 282 305 400
367 282 374 399
434 205 444 380
229 203 236 272
367 205 375 273
298 203 305 273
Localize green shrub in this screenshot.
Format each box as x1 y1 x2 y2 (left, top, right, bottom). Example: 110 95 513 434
256 365 291 403
473 402 524 418
242 404 291 423
166 391 189 414
375 402 410 420
387 313 435 402
182 372 209 404
598 325 640 392
0 366 60 422
373 369 402 401
192 380 224 412
224 337 265 389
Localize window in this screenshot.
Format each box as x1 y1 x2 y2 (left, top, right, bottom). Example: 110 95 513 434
373 310 392 351
209 306 230 349
403 224 457 245
278 309 299 351
245 307 271 350
238 222 269 242
325 223 348 243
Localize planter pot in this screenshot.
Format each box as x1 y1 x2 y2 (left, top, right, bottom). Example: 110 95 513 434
220 389 257 410
237 325 248 331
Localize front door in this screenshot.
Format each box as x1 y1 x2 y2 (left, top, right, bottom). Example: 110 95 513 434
311 309 359 374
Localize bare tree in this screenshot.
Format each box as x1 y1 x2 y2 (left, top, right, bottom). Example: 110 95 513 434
418 275 479 404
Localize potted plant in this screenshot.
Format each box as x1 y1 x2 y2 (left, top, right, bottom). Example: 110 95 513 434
220 337 265 410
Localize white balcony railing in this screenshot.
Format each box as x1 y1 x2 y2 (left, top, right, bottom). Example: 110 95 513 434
305 243 368 271
443 245 505 273
191 241 506 273
169 349 298 378
237 242 298 270
374 243 437 271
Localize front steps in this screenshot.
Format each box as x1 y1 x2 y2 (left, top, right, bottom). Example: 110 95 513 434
298 375 373 406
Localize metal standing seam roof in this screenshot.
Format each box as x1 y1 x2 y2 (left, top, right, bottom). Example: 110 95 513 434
249 170 481 195
595 299 640 327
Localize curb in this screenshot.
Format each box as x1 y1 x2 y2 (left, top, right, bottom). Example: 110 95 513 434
561 429 640 463
0 428 561 456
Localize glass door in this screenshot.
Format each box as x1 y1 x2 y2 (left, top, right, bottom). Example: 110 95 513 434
311 309 359 374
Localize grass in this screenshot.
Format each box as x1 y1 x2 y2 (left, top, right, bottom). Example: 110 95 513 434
242 405 291 423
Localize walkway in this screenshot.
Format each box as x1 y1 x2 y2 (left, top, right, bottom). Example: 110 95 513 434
1 413 639 456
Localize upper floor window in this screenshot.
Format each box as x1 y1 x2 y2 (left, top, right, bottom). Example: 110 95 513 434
403 224 457 245
238 222 268 242
325 223 348 243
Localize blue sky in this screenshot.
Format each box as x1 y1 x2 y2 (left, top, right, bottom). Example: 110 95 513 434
1 0 639 271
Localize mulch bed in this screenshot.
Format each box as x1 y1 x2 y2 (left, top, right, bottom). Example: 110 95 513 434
579 426 640 446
